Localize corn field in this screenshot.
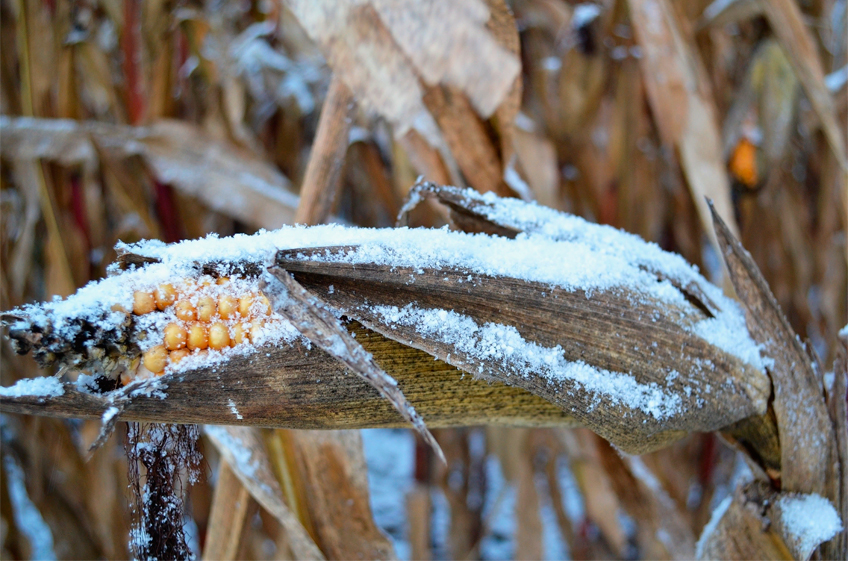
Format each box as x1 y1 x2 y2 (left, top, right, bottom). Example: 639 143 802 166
0 0 846 560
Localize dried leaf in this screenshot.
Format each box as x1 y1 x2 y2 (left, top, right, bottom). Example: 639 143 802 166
284 0 522 194
710 201 838 496
286 0 518 133
287 430 398 560
204 425 326 560
202 461 252 561
695 482 794 560
759 0 847 170
628 0 741 244
0 116 299 230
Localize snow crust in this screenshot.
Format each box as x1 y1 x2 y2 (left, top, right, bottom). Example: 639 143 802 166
0 376 64 398
370 303 682 419
778 493 843 558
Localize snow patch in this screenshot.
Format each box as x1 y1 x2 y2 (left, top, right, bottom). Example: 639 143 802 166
778 493 843 558
0 377 64 398
370 303 682 419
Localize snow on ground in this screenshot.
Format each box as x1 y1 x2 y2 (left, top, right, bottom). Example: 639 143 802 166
3 450 56 559
363 428 584 560
362 428 415 560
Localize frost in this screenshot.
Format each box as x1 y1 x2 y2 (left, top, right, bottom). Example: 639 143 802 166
695 495 732 559
0 376 64 398
370 303 682 419
228 398 244 420
778 493 843 559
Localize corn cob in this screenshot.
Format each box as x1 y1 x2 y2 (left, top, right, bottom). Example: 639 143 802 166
2 266 290 387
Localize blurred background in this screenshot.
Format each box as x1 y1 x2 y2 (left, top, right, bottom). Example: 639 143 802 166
0 0 845 559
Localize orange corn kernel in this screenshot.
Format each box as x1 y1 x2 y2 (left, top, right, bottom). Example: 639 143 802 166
238 295 254 318
169 348 190 364
133 291 156 315
232 323 248 345
174 300 197 322
208 322 231 350
257 294 272 315
155 283 177 310
187 323 208 350
197 296 216 323
729 137 758 188
143 345 168 374
164 323 188 350
218 295 239 319
216 276 230 285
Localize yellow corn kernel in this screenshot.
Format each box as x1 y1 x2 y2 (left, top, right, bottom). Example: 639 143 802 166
257 294 272 315
143 345 168 374
218 295 239 319
237 294 254 318
187 323 208 350
216 276 230 285
155 283 177 311
174 299 196 322
232 323 248 345
208 322 231 350
133 291 156 315
111 303 129 313
164 323 187 350
197 295 216 323
169 348 190 364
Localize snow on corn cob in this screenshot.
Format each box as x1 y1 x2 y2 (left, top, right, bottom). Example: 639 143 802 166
2 262 297 387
